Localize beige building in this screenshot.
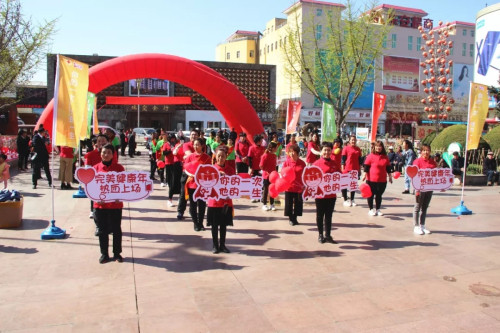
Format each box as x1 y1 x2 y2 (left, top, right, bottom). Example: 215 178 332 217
216 0 475 136
215 30 260 64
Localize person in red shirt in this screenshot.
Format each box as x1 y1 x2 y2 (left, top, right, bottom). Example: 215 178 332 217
207 146 235 254
58 146 74 190
247 134 265 177
283 144 306 226
260 141 278 211
177 130 199 219
412 144 436 235
313 141 341 243
331 138 343 170
183 138 212 231
235 132 250 174
93 144 125 264
362 140 392 216
306 133 320 165
341 135 362 207
162 133 181 207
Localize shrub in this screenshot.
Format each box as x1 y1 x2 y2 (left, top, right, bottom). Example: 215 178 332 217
421 130 438 146
466 163 482 175
483 125 500 151
430 124 490 152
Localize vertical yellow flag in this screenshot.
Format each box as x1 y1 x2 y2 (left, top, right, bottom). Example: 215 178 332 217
466 83 490 150
53 55 89 148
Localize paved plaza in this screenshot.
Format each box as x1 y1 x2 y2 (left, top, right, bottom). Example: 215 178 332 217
1 151 500 332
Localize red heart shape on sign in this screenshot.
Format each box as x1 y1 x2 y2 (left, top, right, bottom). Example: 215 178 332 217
406 165 418 178
76 167 96 184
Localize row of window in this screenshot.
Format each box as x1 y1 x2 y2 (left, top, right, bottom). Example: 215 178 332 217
225 50 255 60
463 29 474 37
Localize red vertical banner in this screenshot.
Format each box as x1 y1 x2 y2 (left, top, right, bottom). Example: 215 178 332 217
371 92 386 141
286 100 302 134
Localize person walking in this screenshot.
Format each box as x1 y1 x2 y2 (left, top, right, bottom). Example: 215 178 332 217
235 132 250 174
283 144 306 226
119 129 128 156
31 128 52 189
162 133 181 206
58 146 74 190
306 133 320 166
341 135 362 207
16 129 30 171
402 140 416 194
128 131 136 157
412 144 436 235
260 141 278 211
176 129 199 220
362 140 392 216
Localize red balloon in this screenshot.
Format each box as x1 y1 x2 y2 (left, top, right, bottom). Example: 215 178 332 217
269 183 279 198
359 183 372 198
281 166 296 183
275 177 290 192
393 171 401 179
157 160 165 168
269 171 280 183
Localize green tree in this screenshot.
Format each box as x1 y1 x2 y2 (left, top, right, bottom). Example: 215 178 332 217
282 0 393 128
0 0 56 98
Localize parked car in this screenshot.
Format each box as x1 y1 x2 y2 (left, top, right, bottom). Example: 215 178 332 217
90 125 120 137
133 127 156 145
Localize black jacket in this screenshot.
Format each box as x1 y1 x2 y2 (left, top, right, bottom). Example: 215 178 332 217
483 157 498 174
32 134 49 161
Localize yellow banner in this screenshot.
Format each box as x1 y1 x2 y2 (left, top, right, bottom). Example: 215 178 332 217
466 83 490 150
53 55 89 147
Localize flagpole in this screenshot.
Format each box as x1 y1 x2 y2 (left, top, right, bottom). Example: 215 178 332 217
451 82 472 215
371 92 375 142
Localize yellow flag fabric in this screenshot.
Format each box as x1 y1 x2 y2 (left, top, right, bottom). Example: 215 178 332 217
466 83 490 150
53 55 89 147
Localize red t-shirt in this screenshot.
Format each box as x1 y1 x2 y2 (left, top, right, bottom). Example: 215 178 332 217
283 157 306 193
364 153 390 183
342 145 362 172
413 157 437 170
331 149 342 170
313 157 340 198
59 146 74 159
306 142 320 164
235 140 250 163
182 141 195 158
92 161 125 210
161 142 175 165
208 163 235 208
183 152 212 189
259 152 277 174
247 145 265 171
173 143 184 163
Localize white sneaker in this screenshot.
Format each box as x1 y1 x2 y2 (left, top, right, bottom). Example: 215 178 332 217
89 211 94 219
161 183 166 187
343 199 351 207
421 226 431 234
368 209 376 216
376 209 384 216
270 204 276 211
167 200 174 207
351 200 357 207
262 205 269 211
414 226 424 235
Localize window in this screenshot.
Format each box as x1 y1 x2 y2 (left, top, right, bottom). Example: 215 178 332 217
267 45 270 53
250 50 254 58
226 52 230 60
462 29 467 36
316 24 322 39
462 43 466 56
280 39 282 47
408 36 413 50
275 41 277 49
391 34 397 48
471 30 475 37
382 36 387 48
416 37 421 50
271 43 273 51
470 44 474 57
236 51 240 58
316 9 322 16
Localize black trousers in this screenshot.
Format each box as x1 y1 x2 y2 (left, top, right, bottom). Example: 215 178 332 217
208 207 228 247
341 189 355 201
18 152 28 169
366 181 387 210
150 155 157 179
32 159 52 185
315 197 336 236
120 143 127 156
261 179 274 205
167 162 182 199
94 208 122 256
236 162 249 174
284 191 303 221
177 172 188 215
188 188 206 227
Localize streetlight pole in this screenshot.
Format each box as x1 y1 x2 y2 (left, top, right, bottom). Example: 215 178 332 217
137 79 142 128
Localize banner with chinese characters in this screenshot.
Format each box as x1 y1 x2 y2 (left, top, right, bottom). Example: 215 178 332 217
191 165 263 201
75 167 153 202
286 100 302 134
53 55 89 147
321 102 336 142
371 92 386 141
301 166 358 201
466 83 489 150
406 166 453 192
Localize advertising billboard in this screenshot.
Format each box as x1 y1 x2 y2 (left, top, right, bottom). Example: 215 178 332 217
382 56 420 92
475 3 500 86
129 78 169 96
452 63 473 104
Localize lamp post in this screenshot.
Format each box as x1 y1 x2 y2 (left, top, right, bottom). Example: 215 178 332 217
136 79 142 128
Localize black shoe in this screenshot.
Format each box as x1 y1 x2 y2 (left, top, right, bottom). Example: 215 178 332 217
99 254 110 264
324 235 338 244
220 245 230 253
177 213 183 220
194 225 201 232
66 183 73 190
48 182 53 187
95 227 100 236
60 184 66 190
150 177 157 181
113 254 123 262
318 234 325 243
199 225 206 231
402 190 410 194
292 220 299 226
289 220 294 226
32 184 36 189
212 246 219 254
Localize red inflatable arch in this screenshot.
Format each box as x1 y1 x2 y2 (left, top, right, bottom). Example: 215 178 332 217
36 53 264 139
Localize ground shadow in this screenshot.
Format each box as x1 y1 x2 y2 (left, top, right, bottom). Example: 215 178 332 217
15 219 50 230
233 214 286 223
0 244 38 254
126 207 169 214
338 239 439 251
19 192 44 198
332 222 384 229
431 230 500 238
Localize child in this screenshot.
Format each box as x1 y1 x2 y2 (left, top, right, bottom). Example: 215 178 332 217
207 146 235 253
283 144 306 225
93 144 125 264
260 141 278 211
0 154 10 189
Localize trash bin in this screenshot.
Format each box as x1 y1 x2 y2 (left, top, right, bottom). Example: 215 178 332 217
0 196 23 228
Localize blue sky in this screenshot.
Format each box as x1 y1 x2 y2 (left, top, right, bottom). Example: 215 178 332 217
23 0 488 83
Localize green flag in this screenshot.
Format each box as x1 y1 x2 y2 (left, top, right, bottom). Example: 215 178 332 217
86 92 95 138
321 102 336 142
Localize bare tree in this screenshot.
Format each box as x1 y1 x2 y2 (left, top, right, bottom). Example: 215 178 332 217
281 0 393 129
0 0 56 98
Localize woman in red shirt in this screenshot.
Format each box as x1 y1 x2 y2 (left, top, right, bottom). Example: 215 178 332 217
162 133 181 207
283 144 306 225
93 144 125 264
183 138 212 231
313 141 341 243
362 140 392 216
247 134 265 178
207 146 235 254
412 144 436 235
58 146 74 190
306 133 320 165
259 141 278 211
341 135 362 207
